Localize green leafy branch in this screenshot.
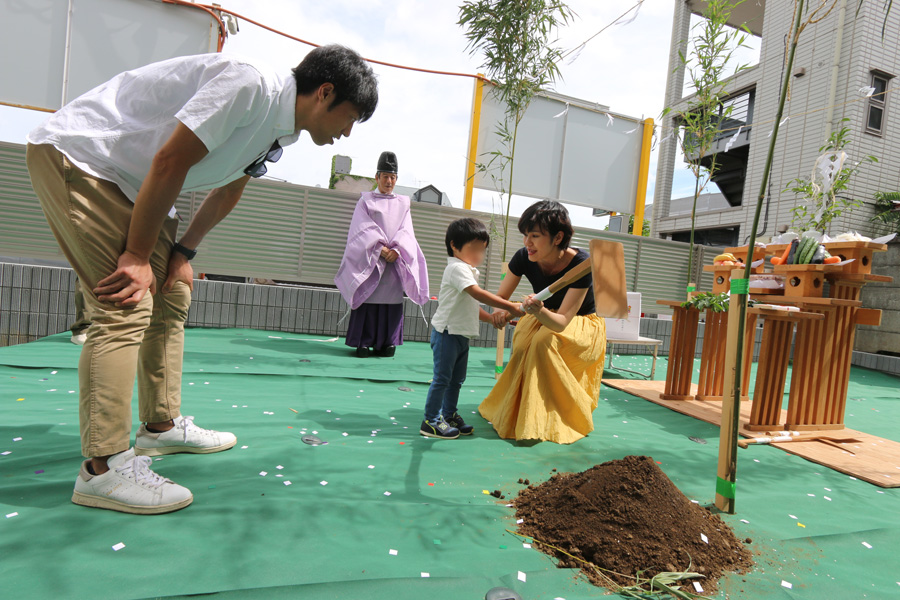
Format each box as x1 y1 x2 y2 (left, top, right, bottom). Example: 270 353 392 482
458 0 575 261
786 120 877 233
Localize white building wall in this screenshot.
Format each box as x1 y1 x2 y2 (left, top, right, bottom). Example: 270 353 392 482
655 0 900 242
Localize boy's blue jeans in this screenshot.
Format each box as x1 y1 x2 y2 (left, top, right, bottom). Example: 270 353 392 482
423 328 470 422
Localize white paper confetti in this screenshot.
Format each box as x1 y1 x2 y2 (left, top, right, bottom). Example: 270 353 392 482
789 514 798 520
320 481 328 486
276 465 284 470
516 519 524 524
241 445 248 449
12 437 22 442
421 572 430 578
51 371 57 374
1 451 10 456
259 471 268 476
700 533 709 544
740 519 750 524
523 543 532 549
368 465 375 469
781 580 793 589
284 481 292 486
862 542 872 549
112 542 125 551
517 571 527 582
824 496 832 501
384 491 391 496
693 582 704 593
389 549 398 555
6 512 19 518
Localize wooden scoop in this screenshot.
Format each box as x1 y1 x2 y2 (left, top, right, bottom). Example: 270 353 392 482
532 239 629 319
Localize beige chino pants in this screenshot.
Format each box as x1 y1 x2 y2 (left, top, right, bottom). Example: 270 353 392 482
26 143 191 457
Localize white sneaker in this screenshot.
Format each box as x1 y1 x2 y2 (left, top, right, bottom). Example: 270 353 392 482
135 416 237 456
71 332 87 345
71 448 193 514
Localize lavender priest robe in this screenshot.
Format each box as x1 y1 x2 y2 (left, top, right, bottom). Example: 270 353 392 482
335 192 429 309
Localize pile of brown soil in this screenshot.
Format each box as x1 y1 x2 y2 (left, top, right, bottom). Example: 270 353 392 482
513 455 752 593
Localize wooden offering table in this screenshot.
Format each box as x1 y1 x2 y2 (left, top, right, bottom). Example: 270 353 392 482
695 308 756 401
751 295 863 430
657 301 701 400
745 306 824 431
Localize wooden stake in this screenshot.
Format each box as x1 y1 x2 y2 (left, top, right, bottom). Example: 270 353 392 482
715 268 745 513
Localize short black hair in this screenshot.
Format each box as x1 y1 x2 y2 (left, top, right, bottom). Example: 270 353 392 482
517 200 574 250
445 218 490 256
293 45 378 122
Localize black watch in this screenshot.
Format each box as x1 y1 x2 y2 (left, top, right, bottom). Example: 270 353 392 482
172 242 197 261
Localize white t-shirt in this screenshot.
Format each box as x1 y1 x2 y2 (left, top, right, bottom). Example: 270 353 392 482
431 258 481 338
27 53 301 215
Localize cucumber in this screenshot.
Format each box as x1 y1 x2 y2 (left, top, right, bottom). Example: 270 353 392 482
798 237 817 264
798 237 816 264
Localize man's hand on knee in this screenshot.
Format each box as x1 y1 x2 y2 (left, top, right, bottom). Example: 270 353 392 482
94 251 156 307
162 253 194 294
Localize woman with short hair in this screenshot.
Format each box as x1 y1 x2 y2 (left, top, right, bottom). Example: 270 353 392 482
479 200 606 444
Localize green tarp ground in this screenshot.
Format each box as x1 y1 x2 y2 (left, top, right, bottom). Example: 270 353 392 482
1 328 898 600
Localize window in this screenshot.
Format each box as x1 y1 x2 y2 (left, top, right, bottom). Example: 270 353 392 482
865 71 891 136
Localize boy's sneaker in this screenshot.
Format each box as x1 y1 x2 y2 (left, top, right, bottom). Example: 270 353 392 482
419 418 460 439
72 448 193 514
135 415 237 456
443 412 474 435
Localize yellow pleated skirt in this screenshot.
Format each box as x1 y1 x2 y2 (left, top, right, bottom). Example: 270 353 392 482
479 313 606 444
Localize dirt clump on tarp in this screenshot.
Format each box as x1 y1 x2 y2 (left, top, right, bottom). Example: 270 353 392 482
513 455 752 592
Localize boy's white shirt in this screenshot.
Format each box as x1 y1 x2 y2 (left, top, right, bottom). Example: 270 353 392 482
430 257 482 338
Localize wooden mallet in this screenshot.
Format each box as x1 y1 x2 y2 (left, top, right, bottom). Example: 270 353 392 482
531 239 629 319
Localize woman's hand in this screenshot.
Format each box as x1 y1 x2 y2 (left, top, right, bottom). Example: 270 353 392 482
522 295 544 315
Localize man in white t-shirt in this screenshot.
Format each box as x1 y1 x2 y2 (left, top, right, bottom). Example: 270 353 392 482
25 45 378 514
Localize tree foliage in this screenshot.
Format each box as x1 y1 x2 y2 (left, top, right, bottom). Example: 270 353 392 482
665 0 750 287
458 0 575 260
786 121 877 233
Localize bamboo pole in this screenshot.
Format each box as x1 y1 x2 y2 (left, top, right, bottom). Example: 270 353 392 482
495 262 509 380
715 0 806 514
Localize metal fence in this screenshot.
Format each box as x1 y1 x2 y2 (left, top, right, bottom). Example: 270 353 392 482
1 141 720 316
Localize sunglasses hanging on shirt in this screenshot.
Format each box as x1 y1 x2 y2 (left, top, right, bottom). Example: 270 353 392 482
244 140 283 178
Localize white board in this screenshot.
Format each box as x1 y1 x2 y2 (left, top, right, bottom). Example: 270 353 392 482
0 0 217 112
471 85 647 214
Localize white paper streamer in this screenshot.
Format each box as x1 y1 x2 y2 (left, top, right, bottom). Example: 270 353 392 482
724 125 743 152
552 103 569 119
859 86 876 97
606 112 615 127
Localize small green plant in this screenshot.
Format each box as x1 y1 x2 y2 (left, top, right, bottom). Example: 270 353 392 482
786 120 877 233
681 291 730 312
871 191 900 235
665 0 751 289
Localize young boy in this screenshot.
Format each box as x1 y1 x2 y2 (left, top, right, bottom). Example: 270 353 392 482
420 218 524 439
